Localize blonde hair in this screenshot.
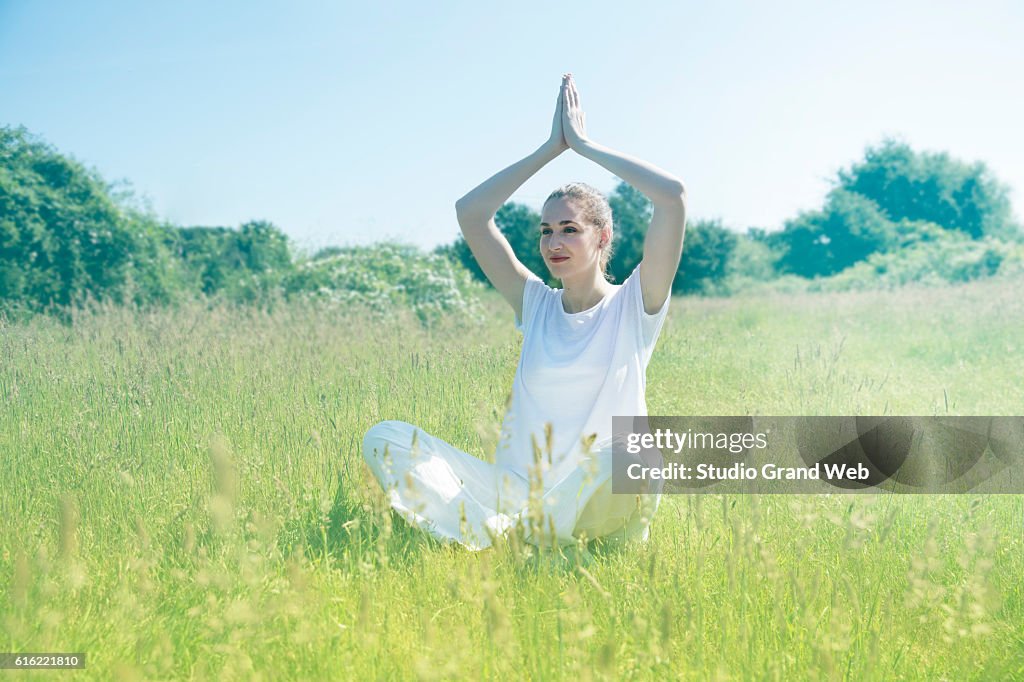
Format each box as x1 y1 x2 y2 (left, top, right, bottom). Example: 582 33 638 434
543 182 615 281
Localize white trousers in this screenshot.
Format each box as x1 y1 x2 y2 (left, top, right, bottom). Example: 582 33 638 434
362 420 659 551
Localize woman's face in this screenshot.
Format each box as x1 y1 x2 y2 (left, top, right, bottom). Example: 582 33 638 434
539 198 603 279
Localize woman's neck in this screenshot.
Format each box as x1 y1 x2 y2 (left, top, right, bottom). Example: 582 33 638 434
560 269 615 314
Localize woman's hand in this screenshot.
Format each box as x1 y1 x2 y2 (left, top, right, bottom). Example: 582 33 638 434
562 74 590 151
543 76 570 155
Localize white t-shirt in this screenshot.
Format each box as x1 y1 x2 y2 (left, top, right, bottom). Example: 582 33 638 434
495 264 670 478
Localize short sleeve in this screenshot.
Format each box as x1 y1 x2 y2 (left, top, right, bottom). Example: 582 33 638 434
626 265 671 354
514 273 547 334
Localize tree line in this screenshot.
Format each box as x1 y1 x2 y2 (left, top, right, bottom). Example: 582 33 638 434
2 124 1021 317
441 138 1022 294
1 126 295 312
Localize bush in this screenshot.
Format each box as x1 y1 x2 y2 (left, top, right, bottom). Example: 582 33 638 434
282 243 484 325
811 237 1024 292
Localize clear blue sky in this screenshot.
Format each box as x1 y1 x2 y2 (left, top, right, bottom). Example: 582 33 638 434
2 1 1021 254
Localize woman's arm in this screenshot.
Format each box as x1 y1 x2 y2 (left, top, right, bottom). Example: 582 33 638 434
562 75 687 314
455 79 570 320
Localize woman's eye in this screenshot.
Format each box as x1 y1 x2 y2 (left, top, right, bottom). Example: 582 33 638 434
565 227 577 233
541 228 552 235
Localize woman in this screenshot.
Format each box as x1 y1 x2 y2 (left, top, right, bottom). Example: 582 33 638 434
362 74 686 553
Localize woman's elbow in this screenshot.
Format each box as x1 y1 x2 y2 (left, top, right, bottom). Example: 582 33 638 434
668 179 687 202
455 196 479 223
654 180 687 210
455 197 490 229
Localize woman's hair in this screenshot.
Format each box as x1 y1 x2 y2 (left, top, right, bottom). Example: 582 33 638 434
543 182 616 282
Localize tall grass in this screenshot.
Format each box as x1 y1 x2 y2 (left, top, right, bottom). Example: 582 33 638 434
1 279 1023 679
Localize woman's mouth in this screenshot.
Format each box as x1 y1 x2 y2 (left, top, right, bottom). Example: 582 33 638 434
549 256 569 263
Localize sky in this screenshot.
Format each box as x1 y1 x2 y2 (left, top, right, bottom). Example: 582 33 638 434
2 0 1022 254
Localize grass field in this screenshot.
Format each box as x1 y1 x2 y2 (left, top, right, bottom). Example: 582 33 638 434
2 279 1023 680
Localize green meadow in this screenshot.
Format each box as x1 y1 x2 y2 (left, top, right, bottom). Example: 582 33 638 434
2 279 1023 680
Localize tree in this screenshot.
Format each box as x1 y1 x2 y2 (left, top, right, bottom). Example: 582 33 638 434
772 189 898 278
726 231 781 284
674 219 738 294
837 138 1019 240
441 202 548 285
235 220 292 273
607 181 651 283
608 182 737 294
768 139 1022 280
0 125 176 310
162 221 293 296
